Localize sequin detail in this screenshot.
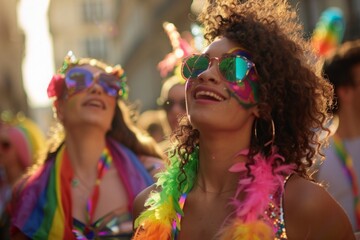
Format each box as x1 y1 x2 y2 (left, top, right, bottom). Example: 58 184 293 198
73 210 133 239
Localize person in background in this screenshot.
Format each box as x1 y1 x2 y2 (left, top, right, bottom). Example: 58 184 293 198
137 75 186 153
0 112 45 240
157 22 196 134
157 75 186 135
10 52 164 240
317 39 360 231
133 0 354 239
146 22 196 152
137 109 168 144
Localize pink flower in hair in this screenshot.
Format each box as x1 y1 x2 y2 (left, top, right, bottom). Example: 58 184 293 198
47 74 65 99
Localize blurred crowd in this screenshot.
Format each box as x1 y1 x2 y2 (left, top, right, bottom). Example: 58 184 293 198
0 2 360 239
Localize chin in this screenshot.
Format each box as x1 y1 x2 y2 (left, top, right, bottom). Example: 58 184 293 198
79 116 112 131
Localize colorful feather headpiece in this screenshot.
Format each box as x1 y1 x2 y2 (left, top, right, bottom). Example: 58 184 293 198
157 22 199 79
311 7 345 57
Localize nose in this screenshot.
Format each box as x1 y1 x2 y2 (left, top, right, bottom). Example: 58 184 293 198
197 60 221 84
88 81 104 95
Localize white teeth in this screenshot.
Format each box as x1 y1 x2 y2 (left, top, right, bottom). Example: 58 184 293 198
85 100 105 109
196 91 225 101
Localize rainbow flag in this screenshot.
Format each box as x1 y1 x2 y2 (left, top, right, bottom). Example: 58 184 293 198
11 138 154 239
11 146 74 239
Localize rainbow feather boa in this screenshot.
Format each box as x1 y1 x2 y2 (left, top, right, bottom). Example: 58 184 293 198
134 147 295 239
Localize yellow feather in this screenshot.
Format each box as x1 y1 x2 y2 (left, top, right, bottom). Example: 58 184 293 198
134 196 177 239
220 219 274 240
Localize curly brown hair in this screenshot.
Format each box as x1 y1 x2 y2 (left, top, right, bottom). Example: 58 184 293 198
172 0 333 179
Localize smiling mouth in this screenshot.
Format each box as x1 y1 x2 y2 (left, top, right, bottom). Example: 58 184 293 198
83 100 106 109
195 90 226 101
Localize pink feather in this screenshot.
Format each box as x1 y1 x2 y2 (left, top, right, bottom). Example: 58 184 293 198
229 147 295 223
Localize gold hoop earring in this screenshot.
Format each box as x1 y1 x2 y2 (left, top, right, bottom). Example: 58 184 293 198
265 119 275 147
254 118 275 147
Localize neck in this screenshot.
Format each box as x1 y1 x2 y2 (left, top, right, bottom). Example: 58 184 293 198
336 108 360 139
196 126 251 193
65 128 108 176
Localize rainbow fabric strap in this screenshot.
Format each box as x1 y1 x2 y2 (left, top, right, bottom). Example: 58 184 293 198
333 134 360 229
11 138 154 239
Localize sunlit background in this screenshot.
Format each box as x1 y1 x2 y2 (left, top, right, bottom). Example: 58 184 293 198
18 0 53 108
0 0 359 133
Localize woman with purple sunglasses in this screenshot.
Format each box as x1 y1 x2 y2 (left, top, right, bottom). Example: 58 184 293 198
10 52 164 240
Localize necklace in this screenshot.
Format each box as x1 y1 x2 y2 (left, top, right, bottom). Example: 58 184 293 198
72 148 113 230
71 178 79 187
71 173 92 190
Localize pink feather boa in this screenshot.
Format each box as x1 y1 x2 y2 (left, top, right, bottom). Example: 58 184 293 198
229 147 296 225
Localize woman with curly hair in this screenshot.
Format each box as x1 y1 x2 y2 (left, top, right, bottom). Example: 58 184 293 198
133 0 355 239
10 52 164 240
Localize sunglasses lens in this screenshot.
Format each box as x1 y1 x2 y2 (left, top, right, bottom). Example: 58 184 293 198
182 55 209 79
65 68 121 97
65 68 92 93
98 73 121 97
219 56 249 83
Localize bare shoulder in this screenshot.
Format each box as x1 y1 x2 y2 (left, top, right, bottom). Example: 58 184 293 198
132 184 158 221
284 174 355 239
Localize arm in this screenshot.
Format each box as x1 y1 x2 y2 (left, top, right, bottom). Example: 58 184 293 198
284 175 355 240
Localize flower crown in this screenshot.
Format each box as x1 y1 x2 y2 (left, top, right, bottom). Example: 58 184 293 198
47 51 128 100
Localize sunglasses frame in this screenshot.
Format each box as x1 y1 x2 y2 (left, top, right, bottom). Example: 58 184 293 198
65 67 122 97
181 53 256 83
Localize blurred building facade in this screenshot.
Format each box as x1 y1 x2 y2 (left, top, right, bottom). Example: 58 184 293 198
48 0 360 112
0 0 359 120
0 0 27 114
48 0 194 111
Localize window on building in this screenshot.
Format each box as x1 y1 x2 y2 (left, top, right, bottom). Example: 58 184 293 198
82 0 105 23
84 36 108 60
